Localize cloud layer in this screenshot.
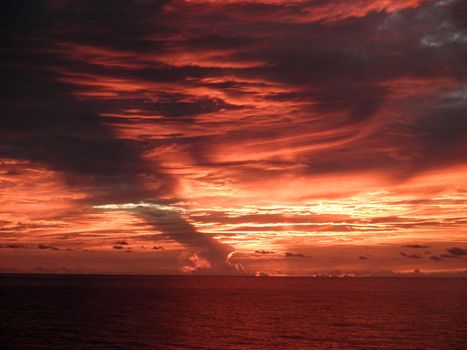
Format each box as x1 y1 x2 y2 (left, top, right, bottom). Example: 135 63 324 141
1 0 466 275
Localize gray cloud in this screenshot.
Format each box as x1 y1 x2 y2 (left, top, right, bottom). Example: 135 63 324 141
37 244 59 250
402 244 431 249
400 252 423 259
430 255 443 262
285 252 307 258
447 247 467 256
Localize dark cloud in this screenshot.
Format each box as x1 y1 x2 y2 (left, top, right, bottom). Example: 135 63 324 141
2 0 466 184
430 255 443 262
112 245 124 250
37 244 59 250
152 246 164 250
0 244 28 249
1 1 179 206
358 256 368 260
0 0 242 272
139 208 239 272
446 247 467 256
400 252 422 259
115 240 129 245
3 0 465 184
255 250 274 255
147 94 241 120
402 244 430 249
285 252 307 258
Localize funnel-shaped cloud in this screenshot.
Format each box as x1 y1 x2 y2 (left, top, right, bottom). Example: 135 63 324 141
95 202 245 273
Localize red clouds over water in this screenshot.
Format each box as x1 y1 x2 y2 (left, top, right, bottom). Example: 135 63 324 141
1 0 466 275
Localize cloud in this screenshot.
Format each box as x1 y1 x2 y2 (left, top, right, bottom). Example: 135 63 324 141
430 255 443 262
1 0 467 275
400 252 423 259
284 252 307 258
255 271 270 277
402 244 430 249
152 245 165 250
112 245 124 250
37 244 59 250
255 250 275 254
138 205 240 272
359 256 369 260
180 252 212 273
0 244 28 249
1 0 242 273
447 247 467 256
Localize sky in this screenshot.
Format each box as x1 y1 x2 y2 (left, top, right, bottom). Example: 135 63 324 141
1 0 466 276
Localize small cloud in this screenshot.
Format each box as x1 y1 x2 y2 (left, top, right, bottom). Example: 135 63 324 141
181 253 212 273
447 247 467 256
285 252 307 258
400 252 422 259
152 246 165 250
0 244 27 249
402 244 430 249
255 271 269 277
112 245 124 250
38 244 59 250
115 240 129 245
359 256 368 260
439 254 456 258
255 250 274 254
430 255 443 262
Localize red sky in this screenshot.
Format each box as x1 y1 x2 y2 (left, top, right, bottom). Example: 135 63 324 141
1 0 466 276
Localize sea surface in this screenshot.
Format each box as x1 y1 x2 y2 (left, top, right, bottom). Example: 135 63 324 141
0 275 466 349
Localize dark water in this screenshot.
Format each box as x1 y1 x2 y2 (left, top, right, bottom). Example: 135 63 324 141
0 275 466 349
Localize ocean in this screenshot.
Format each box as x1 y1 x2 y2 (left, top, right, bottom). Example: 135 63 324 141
0 275 465 349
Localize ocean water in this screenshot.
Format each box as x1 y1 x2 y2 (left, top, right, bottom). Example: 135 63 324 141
0 275 465 349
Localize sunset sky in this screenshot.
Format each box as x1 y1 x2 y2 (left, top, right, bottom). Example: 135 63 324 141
1 0 466 276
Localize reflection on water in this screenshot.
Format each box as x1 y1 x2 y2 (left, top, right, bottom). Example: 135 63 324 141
1 275 466 349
